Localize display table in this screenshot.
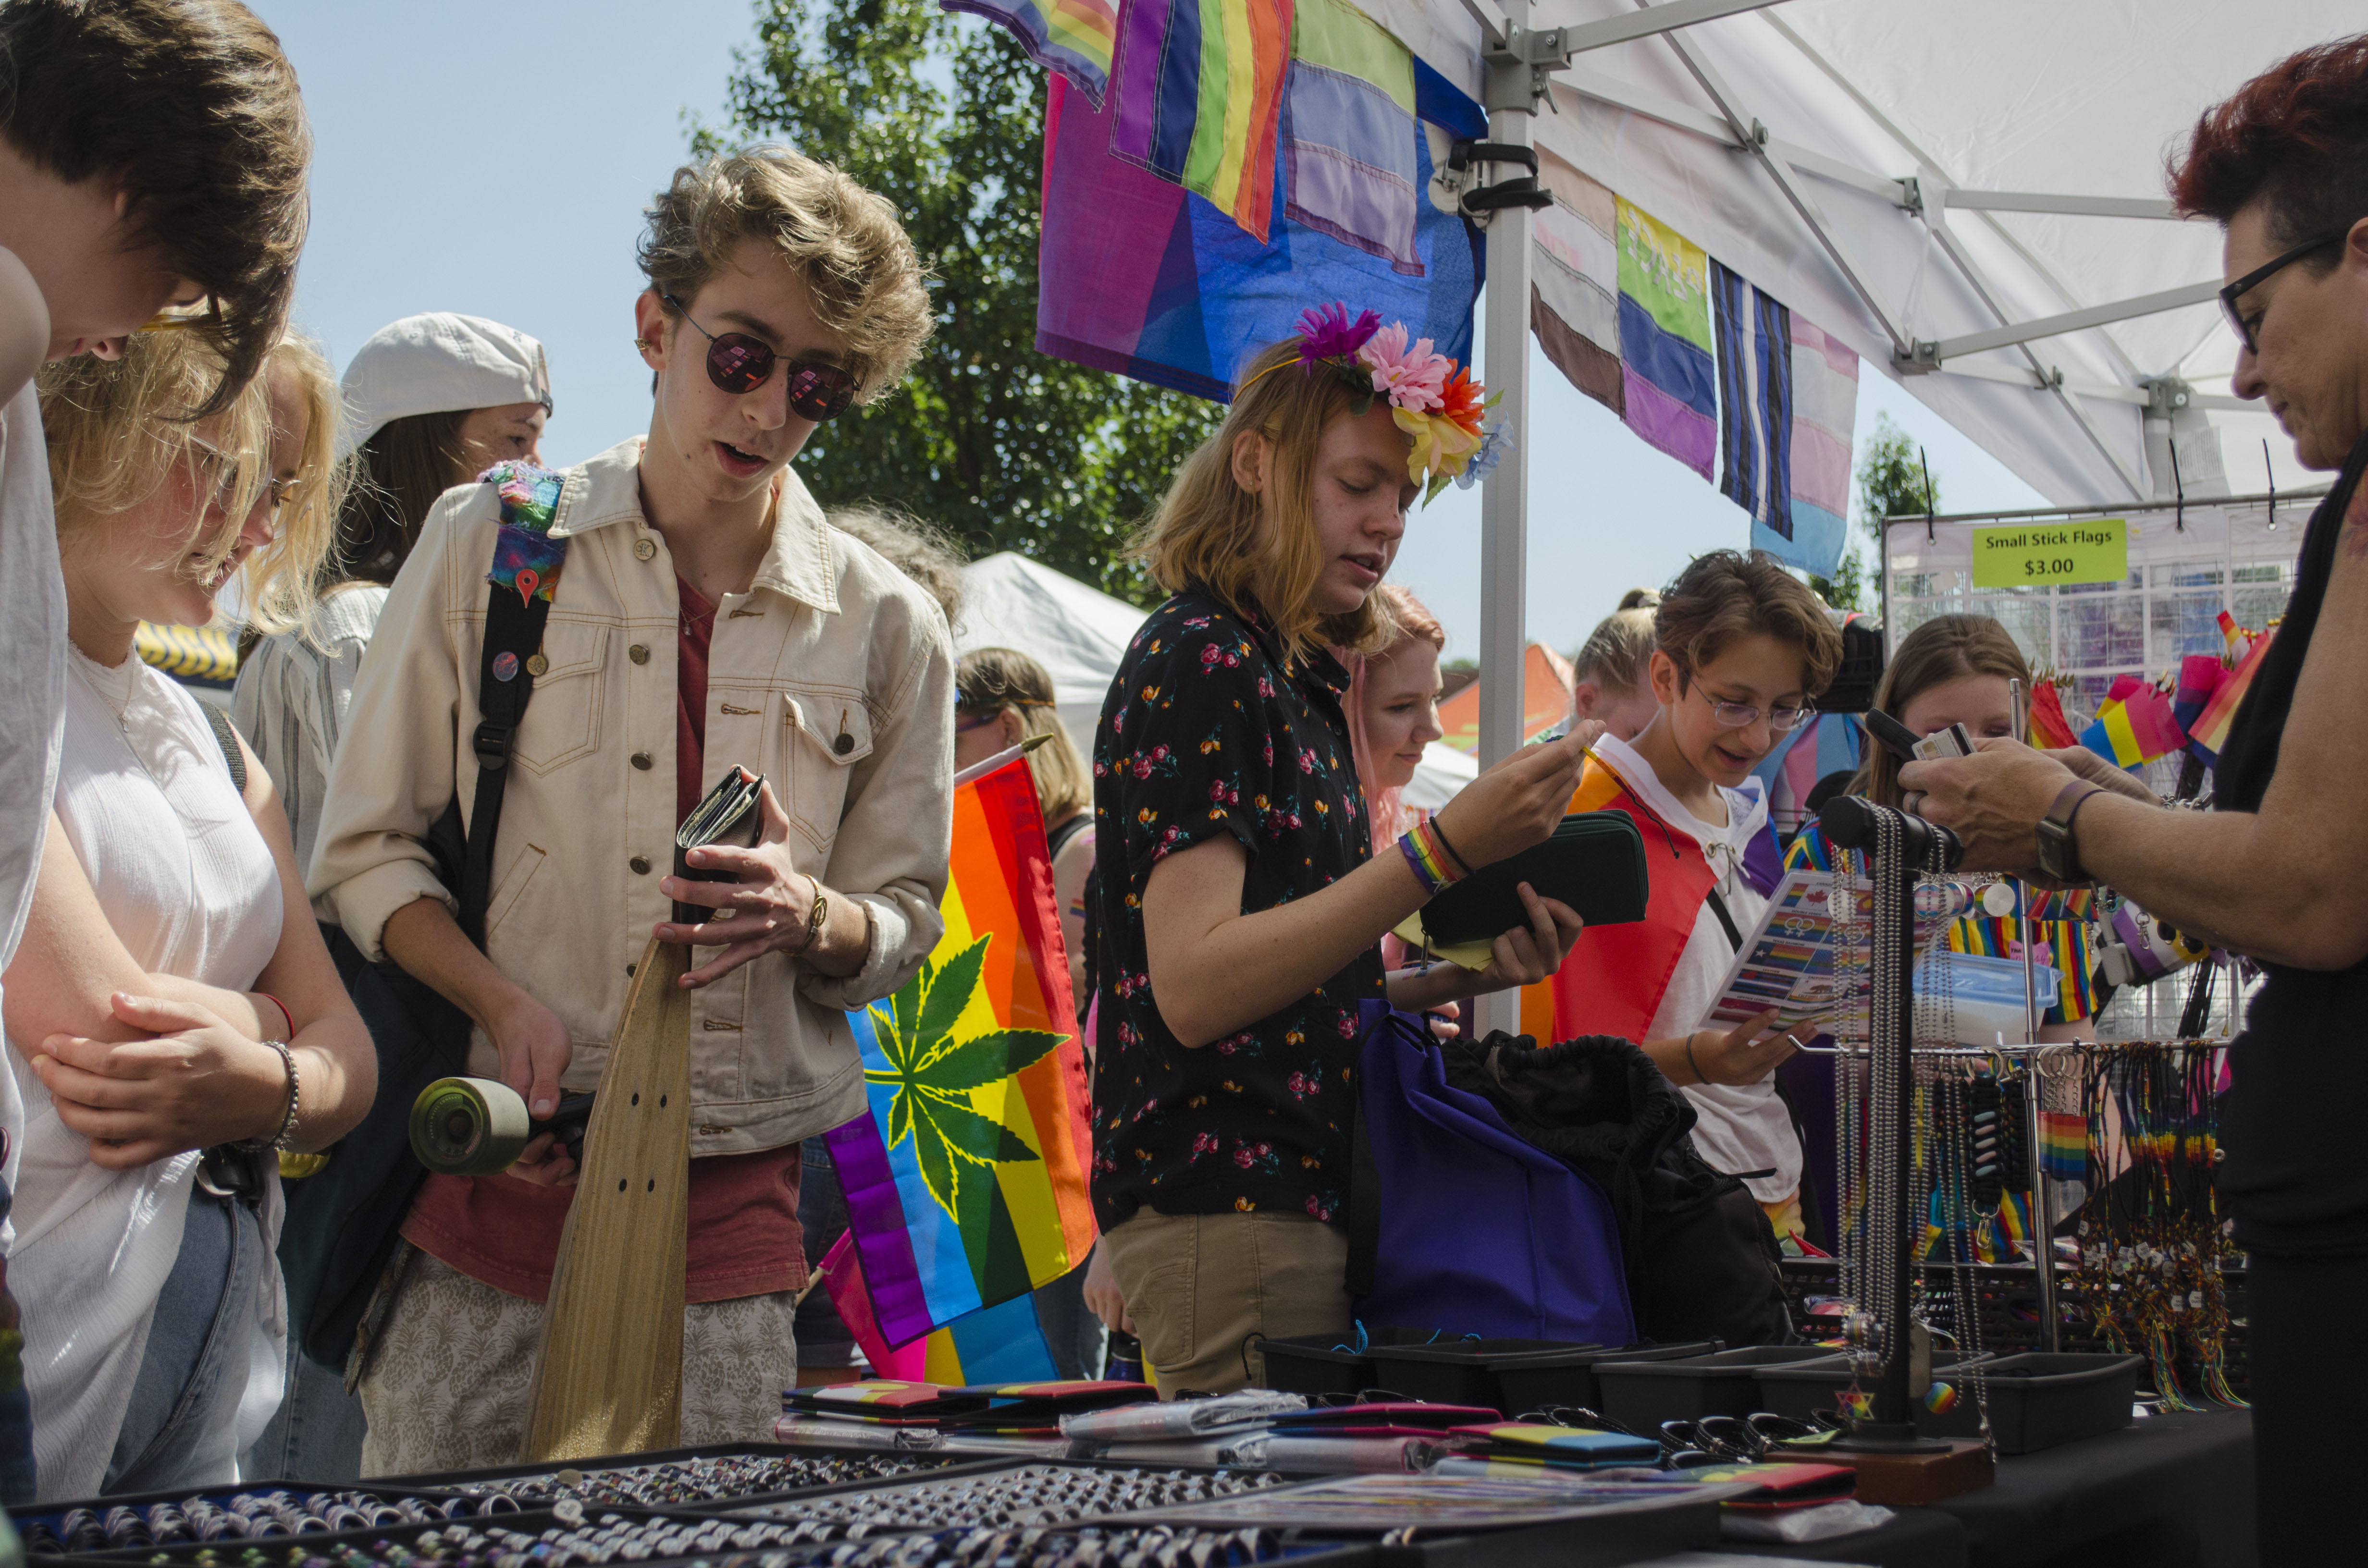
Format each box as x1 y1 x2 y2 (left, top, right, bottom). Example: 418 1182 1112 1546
1730 1407 2250 1568
1931 1407 2254 1568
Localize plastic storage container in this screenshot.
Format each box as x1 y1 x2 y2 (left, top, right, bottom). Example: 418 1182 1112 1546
1489 1340 1723 1417
1255 1326 1438 1398
1592 1346 1846 1429
1360 1338 1592 1410
1914 951 2060 1046
1754 1351 1991 1436
1960 1351 2145 1454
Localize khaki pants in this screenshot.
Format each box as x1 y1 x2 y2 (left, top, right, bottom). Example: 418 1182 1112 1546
1099 1209 1350 1398
356 1250 796 1475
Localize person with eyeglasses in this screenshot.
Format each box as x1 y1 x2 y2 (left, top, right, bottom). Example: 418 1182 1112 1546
1893 37 2368 1565
308 147 952 1471
1536 550 1840 1248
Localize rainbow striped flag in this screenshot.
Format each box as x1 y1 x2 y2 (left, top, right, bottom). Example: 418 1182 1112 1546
823 754 1095 1349
2028 682 2079 751
1110 0 1294 242
821 1233 1058 1384
2188 625 2276 765
945 0 1120 104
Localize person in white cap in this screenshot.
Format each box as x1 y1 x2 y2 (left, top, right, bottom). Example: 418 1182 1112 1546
229 311 548 1483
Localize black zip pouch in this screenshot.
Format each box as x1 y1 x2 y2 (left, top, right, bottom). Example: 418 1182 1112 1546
1413 809 1652 947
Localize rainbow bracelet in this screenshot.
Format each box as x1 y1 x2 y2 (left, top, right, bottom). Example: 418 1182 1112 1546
1397 819 1464 896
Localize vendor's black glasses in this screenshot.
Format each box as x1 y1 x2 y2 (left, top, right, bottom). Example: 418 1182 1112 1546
662 294 858 421
2219 235 2344 355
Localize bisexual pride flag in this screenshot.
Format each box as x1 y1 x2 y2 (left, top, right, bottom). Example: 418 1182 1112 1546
824 754 1096 1349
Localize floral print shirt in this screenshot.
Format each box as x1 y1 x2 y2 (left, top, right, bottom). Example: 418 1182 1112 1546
1087 591 1383 1231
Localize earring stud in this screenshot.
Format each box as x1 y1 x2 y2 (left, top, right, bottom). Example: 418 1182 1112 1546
634 337 652 351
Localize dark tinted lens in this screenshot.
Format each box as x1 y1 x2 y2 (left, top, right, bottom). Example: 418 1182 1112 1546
785 362 858 422
705 333 774 394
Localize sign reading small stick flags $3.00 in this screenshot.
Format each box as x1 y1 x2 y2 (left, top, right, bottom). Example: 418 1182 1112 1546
1970 519 2128 589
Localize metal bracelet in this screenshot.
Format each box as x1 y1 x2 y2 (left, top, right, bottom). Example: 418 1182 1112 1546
234 1038 298 1153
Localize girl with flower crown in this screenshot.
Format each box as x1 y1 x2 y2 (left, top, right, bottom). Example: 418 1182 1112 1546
1085 305 1592 1396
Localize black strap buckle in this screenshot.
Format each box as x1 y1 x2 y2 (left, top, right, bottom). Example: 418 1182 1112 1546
472 720 513 773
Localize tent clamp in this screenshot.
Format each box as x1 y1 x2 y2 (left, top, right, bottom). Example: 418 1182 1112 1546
1481 23 1570 114
2144 377 2195 414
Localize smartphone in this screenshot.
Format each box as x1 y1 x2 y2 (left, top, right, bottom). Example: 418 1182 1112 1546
1860 709 1921 763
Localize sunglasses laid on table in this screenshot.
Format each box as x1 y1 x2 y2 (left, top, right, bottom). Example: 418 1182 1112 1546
662 294 859 421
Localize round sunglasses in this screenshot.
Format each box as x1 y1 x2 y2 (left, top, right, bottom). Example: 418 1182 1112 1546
662 294 858 421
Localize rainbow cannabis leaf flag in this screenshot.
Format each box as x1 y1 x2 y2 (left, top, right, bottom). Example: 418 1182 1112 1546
824 754 1096 1349
821 1231 1059 1384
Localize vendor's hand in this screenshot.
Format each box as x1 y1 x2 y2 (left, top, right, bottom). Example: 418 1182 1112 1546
1432 722 1602 870
1682 1007 1801 1087
1468 882 1585 992
1897 737 2083 873
31 992 287 1169
487 989 576 1186
657 777 832 990
1082 1242 1134 1335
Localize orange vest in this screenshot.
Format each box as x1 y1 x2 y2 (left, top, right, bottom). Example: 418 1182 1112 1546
1519 752 1719 1045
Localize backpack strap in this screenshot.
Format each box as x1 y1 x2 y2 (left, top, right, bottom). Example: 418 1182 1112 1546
458 463 570 947
200 702 248 794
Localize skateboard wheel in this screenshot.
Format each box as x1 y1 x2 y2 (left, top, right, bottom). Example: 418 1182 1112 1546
411 1076 532 1175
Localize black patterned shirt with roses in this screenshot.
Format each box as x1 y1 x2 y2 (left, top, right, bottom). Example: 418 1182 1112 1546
1086 590 1383 1232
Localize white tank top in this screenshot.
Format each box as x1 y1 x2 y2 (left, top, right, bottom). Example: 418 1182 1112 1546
8 645 284 1499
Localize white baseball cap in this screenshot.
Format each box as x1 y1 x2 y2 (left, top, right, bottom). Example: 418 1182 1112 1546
338 312 553 459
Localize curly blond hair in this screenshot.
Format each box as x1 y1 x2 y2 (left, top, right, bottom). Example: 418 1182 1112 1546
640 146 933 399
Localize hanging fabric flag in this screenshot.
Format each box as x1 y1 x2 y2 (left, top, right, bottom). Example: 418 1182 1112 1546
1282 0 1420 269
2187 625 2276 765
1529 146 1621 415
1785 318 1860 577
1710 261 1793 541
822 1233 1060 1384
1749 710 1862 843
1037 41 1484 401
1108 0 1294 242
1616 198 1716 480
942 0 1120 105
823 753 1095 1349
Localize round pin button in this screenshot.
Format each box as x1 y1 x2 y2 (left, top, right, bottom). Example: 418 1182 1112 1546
629 644 651 664
634 538 657 561
629 855 651 874
525 652 549 677
631 750 654 770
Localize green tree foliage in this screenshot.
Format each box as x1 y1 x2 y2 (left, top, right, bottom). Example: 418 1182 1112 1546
1809 413 1939 612
706 0 1221 600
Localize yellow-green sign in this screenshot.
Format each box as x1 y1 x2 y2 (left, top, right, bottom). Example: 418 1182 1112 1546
1970 518 2128 589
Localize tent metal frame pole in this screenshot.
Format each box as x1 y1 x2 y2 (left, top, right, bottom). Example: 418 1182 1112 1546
1472 0 1537 1042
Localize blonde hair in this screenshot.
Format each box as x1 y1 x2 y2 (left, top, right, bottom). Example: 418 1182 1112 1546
1343 585 1446 853
641 146 933 398
38 329 341 636
829 503 966 626
1133 338 1402 667
957 647 1090 825
1849 613 2031 808
1572 602 1658 691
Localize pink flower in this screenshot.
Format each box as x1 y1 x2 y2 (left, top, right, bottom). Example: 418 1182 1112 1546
1295 301 1383 364
1133 757 1152 779
1200 644 1222 665
1151 744 1171 761
1357 322 1452 412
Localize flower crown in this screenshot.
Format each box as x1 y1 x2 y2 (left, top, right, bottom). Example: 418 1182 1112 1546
1244 302 1512 503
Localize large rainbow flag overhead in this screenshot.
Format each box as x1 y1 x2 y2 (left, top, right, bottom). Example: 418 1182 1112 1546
823 755 1096 1349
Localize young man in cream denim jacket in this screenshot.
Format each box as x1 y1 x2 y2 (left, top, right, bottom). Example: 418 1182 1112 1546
309 147 952 1471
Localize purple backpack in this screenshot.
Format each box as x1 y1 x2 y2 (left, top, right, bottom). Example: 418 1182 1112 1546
1349 1007 1635 1344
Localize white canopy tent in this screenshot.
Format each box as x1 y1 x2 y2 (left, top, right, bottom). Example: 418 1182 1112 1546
1342 0 2356 1029
956 551 1480 807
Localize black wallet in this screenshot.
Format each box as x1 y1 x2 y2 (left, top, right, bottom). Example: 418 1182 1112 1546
673 767 765 927
1413 810 1651 947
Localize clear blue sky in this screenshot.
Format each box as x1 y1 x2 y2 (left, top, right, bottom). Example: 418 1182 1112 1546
259 0 2045 658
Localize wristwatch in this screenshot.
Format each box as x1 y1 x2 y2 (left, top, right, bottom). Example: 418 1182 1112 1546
2034 780 2103 883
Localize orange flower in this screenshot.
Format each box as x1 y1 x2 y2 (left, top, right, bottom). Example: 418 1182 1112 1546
1437 366 1486 437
